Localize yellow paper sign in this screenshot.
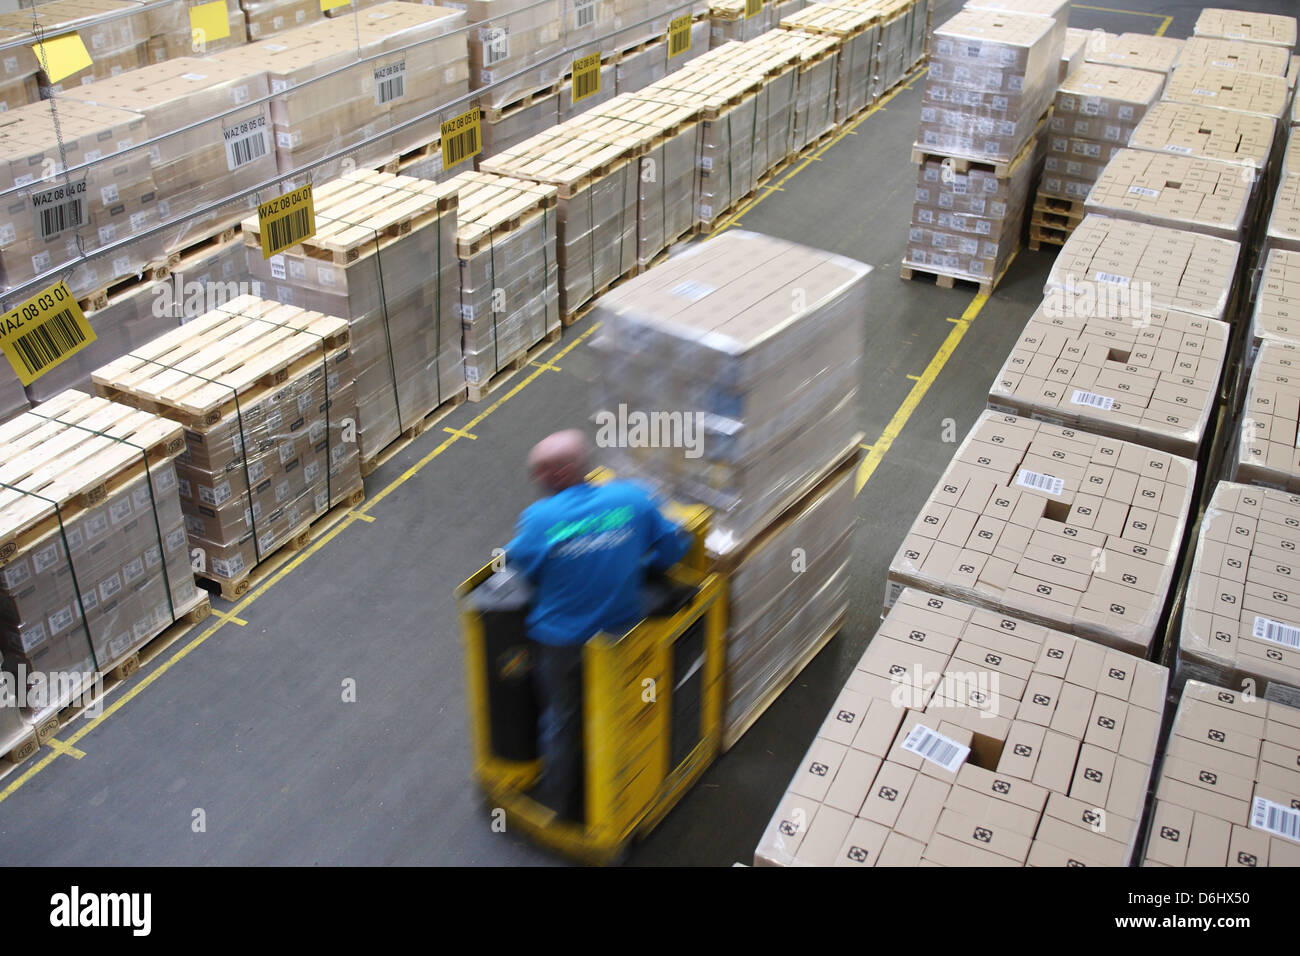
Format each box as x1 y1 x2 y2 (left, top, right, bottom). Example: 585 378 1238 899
258 184 316 259
188 1 231 51
668 15 692 57
440 108 482 169
744 0 761 19
571 52 601 104
30 33 92 85
321 0 350 10
0 282 95 387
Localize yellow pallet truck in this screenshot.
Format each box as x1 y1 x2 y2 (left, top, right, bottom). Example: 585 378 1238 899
455 503 727 864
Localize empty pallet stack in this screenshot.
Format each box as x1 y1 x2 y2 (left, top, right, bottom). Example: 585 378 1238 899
0 390 208 758
903 5 1063 293
755 588 1169 867
1032 65 1163 251
448 170 560 398
589 231 868 746
241 171 463 471
478 117 639 319
91 298 364 598
1143 681 1300 867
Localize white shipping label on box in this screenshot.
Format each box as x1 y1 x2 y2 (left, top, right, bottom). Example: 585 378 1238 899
1128 185 1160 198
1017 469 1065 497
224 114 270 171
481 27 509 65
374 61 406 106
900 724 970 774
1093 272 1131 287
1252 616 1300 649
1072 389 1115 411
1251 796 1300 842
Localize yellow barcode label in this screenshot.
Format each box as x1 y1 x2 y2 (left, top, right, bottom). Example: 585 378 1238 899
0 282 95 387
30 33 92 85
441 108 482 169
668 15 692 57
572 52 601 104
258 184 316 260
744 0 761 18
189 1 231 49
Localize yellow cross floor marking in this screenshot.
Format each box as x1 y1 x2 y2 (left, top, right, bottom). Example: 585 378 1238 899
1155 15 1172 37
350 511 376 523
444 426 477 440
44 738 85 759
210 610 247 627
856 294 989 497
530 360 561 372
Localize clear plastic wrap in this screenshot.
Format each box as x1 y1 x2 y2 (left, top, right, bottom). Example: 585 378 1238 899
1251 248 1300 353
90 299 363 585
1236 339 1300 493
0 390 200 738
588 230 869 553
988 298 1227 460
240 172 463 464
1162 65 1289 124
450 170 559 386
0 363 27 423
754 586 1168 867
1285 128 1299 178
556 60 616 121
746 28 835 153
240 0 324 39
1045 214 1241 322
1178 36 1291 80
1193 8 1298 51
918 7 1062 165
147 0 247 60
1267 173 1300 256
886 410 1196 657
1082 31 1182 77
1084 148 1255 244
613 18 709 94
1126 101 1275 178
1059 27 1087 83
1142 681 1300 866
0 0 149 93
482 92 560 159
778 6 878 124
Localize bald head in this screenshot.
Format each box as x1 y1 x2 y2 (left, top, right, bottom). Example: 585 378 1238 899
527 429 589 494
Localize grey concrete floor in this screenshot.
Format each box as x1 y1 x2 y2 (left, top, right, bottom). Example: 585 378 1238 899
0 0 1293 866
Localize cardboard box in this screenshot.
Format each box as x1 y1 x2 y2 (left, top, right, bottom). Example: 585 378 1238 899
1193 8 1298 50
1162 65 1289 123
1178 36 1292 78
1127 101 1276 176
1267 173 1300 255
1083 31 1183 77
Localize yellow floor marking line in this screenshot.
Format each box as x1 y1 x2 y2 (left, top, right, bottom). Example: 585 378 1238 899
1155 15 1172 36
1073 3 1165 18
855 293 989 496
444 426 478 440
43 738 86 759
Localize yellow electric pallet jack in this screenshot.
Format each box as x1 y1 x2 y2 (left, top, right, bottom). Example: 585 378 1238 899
455 502 727 865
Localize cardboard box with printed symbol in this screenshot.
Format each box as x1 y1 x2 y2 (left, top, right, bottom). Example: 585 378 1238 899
1084 31 1183 77
792 805 855 867
946 778 1042 837
1031 729 1081 793
935 805 1033 863
895 773 951 844
822 750 882 817
858 761 917 830
1145 800 1193 866
1034 809 1129 866
1227 825 1270 867
753 791 820 866
1193 8 1297 50
833 818 890 868
876 831 925 867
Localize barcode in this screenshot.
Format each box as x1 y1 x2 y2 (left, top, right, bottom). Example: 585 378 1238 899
1072 389 1115 411
224 119 269 172
669 17 691 57
31 181 87 241
483 27 509 65
574 0 594 29
1128 185 1160 198
1191 88 1217 97
573 66 599 101
9 309 85 376
265 208 312 252
444 125 480 168
1251 796 1300 842
1092 272 1130 287
1016 469 1065 497
374 61 406 105
901 724 970 773
1163 144 1193 154
1252 615 1300 649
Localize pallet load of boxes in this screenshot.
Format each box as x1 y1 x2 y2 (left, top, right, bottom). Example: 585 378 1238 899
757 4 1300 866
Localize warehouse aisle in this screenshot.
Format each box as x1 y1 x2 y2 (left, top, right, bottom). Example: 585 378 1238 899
0 0 1287 866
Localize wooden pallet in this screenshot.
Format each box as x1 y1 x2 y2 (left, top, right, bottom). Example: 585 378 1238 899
360 386 469 477
77 259 171 313
899 247 1019 297
450 170 559 258
1035 193 1087 218
466 326 562 402
196 485 365 600
166 226 241 277
695 187 758 236
482 82 562 123
1028 222 1072 251
1031 205 1084 231
910 113 1049 179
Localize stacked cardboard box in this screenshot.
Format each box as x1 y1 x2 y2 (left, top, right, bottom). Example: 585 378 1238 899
1177 36 1292 81
148 0 247 61
479 119 639 316
1162 65 1289 125
747 28 838 154
0 0 149 94
988 297 1227 459
1034 64 1163 248
590 230 868 741
1193 8 1298 51
556 59 617 123
1236 339 1300 493
1045 215 1241 322
1083 149 1254 244
449 170 560 389
918 8 1063 165
239 0 322 40
887 410 1196 657
1127 102 1276 184
92 298 363 592
1059 26 1088 82
0 99 160 295
1285 129 1299 177
1083 32 1182 79
1143 681 1300 866
0 390 201 705
205 3 468 173
755 588 1168 867
1179 484 1300 705
242 171 462 466
1267 173 1300 256
482 93 560 160
613 15 711 94
0 366 27 423
708 0 778 46
59 58 277 251
1250 248 1300 353
869 0 927 96
906 128 1039 286
779 3 879 125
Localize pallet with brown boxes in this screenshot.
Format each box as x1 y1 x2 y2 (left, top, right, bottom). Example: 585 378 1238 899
449 170 560 399
613 12 710 94
91 297 364 599
887 410 1197 659
1162 64 1290 125
1267 160 1300 257
0 389 209 765
240 171 463 472
778 2 878 127
0 0 149 96
1143 681 1300 866
240 0 324 40
589 231 869 744
746 25 839 155
1126 102 1276 184
1250 248 1300 354
147 0 248 62
755 588 1169 867
1193 8 1298 51
1235 339 1300 495
1082 31 1184 79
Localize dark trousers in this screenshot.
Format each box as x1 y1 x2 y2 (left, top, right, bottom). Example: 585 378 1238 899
529 640 585 823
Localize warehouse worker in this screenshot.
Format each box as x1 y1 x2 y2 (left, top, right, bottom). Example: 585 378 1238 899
505 429 691 822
